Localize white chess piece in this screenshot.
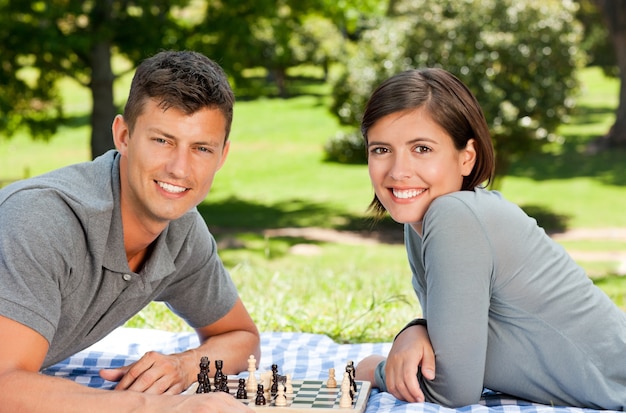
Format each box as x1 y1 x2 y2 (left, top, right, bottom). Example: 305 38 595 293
261 371 272 399
326 367 337 388
246 355 257 393
275 384 287 406
339 372 352 408
285 373 293 394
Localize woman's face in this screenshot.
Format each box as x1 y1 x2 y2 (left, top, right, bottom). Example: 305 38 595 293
366 108 476 232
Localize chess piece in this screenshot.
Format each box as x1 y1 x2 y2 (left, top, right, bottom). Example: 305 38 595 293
275 384 287 406
220 377 230 393
285 373 293 394
246 355 258 393
196 373 205 393
236 378 247 399
214 360 225 384
339 372 353 408
196 356 211 393
255 384 266 405
326 367 337 388
346 361 357 396
271 364 279 396
261 371 272 399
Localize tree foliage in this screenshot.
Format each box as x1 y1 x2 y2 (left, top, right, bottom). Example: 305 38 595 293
588 0 626 149
0 0 192 158
330 0 585 183
188 0 377 97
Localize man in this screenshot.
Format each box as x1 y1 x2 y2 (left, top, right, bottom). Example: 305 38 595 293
0 50 260 412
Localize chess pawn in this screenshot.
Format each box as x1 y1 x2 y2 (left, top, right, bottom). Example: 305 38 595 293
275 384 287 407
255 384 267 405
236 378 247 399
196 373 204 393
326 368 337 388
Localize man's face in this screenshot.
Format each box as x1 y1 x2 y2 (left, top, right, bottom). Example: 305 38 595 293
113 99 230 229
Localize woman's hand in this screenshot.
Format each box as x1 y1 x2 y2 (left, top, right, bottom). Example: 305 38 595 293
384 324 435 402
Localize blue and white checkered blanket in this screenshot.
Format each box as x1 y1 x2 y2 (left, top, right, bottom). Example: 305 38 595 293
43 328 619 413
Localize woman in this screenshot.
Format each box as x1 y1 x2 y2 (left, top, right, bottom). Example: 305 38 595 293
354 68 626 410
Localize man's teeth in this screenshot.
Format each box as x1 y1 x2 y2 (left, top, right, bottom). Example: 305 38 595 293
393 188 424 199
158 181 187 193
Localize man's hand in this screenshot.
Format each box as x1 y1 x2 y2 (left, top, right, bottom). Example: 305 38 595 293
384 324 435 403
100 351 190 394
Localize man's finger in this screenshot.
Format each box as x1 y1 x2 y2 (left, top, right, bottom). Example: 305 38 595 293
98 366 129 383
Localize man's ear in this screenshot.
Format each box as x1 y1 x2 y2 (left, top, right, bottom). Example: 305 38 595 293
461 138 477 176
112 115 130 155
217 140 231 171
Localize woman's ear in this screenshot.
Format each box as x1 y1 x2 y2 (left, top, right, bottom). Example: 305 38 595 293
461 138 477 176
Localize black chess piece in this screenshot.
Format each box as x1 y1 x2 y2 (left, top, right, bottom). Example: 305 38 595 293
214 360 224 382
255 384 266 405
346 362 357 398
221 377 230 393
236 378 247 399
196 356 211 393
213 360 225 392
271 364 279 396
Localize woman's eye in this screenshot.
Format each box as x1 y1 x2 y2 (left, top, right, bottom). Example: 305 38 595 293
414 145 431 153
370 147 388 154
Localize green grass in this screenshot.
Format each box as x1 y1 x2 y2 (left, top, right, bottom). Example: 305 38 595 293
1 67 624 342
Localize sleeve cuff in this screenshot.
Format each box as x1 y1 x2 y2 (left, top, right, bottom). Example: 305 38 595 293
394 318 427 341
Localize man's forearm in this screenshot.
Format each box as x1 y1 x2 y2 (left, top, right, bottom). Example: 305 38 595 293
0 368 255 413
190 329 261 381
0 369 149 413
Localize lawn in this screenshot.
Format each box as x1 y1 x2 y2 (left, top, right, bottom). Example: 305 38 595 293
0 67 624 342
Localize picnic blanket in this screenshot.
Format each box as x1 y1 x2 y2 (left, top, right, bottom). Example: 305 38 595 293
43 328 619 413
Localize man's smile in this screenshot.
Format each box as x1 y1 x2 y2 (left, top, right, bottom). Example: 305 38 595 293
156 180 189 194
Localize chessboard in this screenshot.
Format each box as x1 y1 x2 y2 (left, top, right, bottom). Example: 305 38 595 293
182 356 371 412
184 378 372 412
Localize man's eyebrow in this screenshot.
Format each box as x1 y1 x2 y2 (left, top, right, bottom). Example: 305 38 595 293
148 127 221 147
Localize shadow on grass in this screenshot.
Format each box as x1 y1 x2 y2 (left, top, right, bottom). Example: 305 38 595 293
198 196 570 245
198 197 405 242
507 104 626 186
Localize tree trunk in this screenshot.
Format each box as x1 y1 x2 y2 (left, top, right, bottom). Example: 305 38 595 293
592 0 626 149
89 41 116 159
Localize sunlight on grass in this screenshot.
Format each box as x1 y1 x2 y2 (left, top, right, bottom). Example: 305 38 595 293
2 65 624 342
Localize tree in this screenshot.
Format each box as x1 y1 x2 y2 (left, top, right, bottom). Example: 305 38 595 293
0 0 192 158
330 0 584 184
589 0 626 149
189 0 384 98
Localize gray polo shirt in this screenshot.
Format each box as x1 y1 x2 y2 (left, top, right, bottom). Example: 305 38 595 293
0 151 239 368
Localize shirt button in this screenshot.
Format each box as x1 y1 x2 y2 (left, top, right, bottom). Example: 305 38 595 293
122 273 132 281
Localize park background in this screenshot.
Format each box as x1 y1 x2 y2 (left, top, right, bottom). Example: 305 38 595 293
1 0 625 343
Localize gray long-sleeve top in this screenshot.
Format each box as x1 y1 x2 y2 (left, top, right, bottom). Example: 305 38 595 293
379 188 626 410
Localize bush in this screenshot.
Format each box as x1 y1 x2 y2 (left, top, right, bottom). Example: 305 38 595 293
323 131 367 164
330 0 585 180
